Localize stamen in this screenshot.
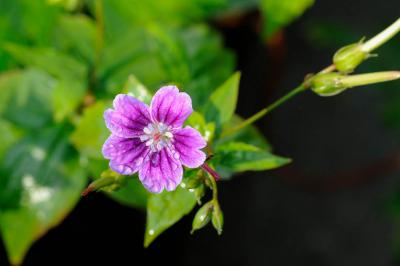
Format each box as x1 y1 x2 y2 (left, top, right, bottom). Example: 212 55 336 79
140 122 174 152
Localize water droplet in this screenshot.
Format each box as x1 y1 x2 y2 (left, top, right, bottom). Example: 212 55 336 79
148 229 154 235
173 152 180 160
31 147 46 161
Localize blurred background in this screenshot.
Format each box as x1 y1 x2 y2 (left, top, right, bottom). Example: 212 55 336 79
1 0 400 265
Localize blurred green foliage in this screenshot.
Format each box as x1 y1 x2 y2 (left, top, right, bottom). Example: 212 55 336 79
0 0 312 264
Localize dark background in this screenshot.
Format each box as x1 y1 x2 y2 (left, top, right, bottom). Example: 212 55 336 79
2 1 400 265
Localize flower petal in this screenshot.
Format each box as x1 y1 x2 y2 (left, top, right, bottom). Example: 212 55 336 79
150 86 192 128
102 135 149 175
138 149 183 193
173 126 206 168
104 94 151 138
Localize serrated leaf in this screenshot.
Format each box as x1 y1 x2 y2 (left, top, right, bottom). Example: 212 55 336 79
0 126 87 265
204 72 240 128
261 0 314 38
99 24 234 106
214 141 291 178
144 186 197 247
70 101 109 159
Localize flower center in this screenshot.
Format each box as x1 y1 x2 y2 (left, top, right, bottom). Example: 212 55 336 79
140 122 173 152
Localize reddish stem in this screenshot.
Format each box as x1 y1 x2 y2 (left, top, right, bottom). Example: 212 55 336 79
201 163 221 181
81 185 94 197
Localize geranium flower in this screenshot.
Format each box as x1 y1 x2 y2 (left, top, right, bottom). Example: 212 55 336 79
102 86 206 193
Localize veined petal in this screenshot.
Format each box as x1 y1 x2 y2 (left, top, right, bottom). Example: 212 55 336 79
173 126 206 168
138 149 183 193
102 135 149 175
104 94 151 138
150 86 192 128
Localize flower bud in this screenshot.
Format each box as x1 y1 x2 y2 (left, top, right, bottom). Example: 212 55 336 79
191 201 213 234
340 71 400 88
211 203 224 235
81 169 128 196
311 71 400 97
333 43 368 73
310 73 346 97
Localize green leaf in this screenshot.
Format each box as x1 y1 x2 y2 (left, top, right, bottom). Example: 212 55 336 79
0 69 56 129
261 0 314 38
186 111 215 142
52 80 86 122
121 74 152 104
70 101 109 160
3 43 87 82
98 27 167 95
99 24 234 106
214 141 291 178
0 119 23 160
47 0 81 11
107 177 149 209
0 68 85 125
0 0 61 46
145 185 197 247
0 125 87 265
204 72 240 128
219 115 271 150
54 14 96 63
152 24 235 108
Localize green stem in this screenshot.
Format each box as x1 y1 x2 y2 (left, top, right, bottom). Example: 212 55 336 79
94 0 105 66
220 84 307 138
208 172 218 201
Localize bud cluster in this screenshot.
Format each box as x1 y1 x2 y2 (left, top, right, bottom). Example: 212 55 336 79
310 18 400 97
191 200 224 235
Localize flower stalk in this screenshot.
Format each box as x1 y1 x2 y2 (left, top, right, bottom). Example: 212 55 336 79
221 18 400 137
220 83 308 138
361 17 400 53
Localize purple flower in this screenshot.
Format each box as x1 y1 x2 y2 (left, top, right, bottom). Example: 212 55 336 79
102 86 207 193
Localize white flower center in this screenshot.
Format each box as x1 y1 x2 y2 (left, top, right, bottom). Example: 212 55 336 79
140 122 173 152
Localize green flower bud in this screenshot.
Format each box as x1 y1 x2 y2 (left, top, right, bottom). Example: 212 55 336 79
191 201 213 234
311 71 400 97
311 73 346 97
211 203 224 235
81 169 129 196
340 71 400 88
333 43 368 73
